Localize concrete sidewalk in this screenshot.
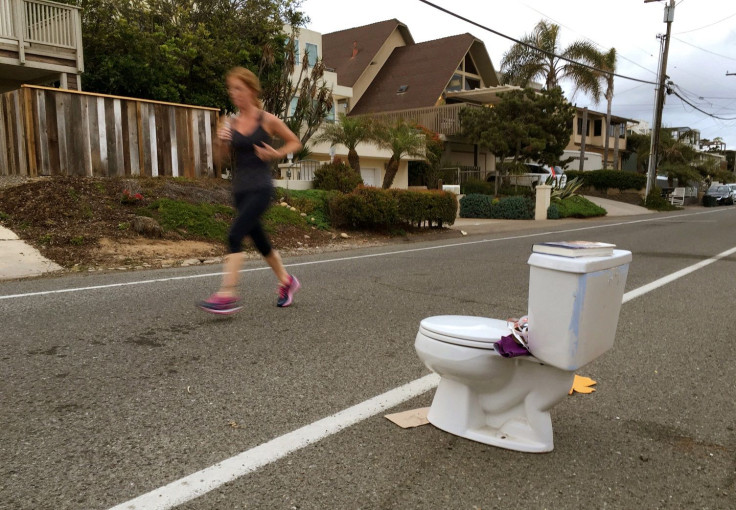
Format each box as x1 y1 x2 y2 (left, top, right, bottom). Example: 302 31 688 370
0 225 62 281
0 195 653 281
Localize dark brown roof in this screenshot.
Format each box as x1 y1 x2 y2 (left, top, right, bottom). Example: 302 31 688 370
349 33 482 115
322 19 414 88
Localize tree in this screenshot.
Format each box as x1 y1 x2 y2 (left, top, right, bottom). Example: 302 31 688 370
372 119 426 189
459 88 575 193
593 48 617 169
259 27 334 157
500 20 601 102
312 114 374 174
76 0 307 109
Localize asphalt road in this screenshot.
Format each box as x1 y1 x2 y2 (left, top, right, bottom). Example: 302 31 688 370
1 207 735 510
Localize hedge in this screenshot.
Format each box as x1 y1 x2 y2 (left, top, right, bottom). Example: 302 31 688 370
313 161 364 193
459 194 534 220
565 170 646 192
329 186 457 229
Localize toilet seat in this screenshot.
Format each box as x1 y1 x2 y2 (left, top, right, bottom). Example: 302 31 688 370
418 316 509 350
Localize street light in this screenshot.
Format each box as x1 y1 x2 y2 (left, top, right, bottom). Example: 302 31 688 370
644 0 675 199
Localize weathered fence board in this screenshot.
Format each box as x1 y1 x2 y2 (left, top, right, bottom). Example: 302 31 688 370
0 85 220 178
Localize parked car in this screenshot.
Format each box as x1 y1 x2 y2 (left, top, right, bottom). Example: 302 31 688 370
702 184 734 206
727 183 736 199
487 163 567 188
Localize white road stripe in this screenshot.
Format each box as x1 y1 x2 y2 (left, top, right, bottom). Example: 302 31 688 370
107 374 441 510
0 208 728 301
107 241 736 510
622 245 736 303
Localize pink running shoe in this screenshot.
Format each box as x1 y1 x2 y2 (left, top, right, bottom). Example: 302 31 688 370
197 293 242 315
277 275 301 307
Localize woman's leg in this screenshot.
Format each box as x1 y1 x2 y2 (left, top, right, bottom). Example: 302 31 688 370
217 252 246 297
215 191 271 296
250 220 300 307
264 250 289 285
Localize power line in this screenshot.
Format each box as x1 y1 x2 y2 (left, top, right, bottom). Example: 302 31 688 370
674 10 736 34
416 0 657 86
670 85 736 120
672 37 736 61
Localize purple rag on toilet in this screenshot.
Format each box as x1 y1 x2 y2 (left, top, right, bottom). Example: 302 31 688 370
494 334 531 358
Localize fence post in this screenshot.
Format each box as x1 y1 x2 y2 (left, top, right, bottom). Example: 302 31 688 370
22 87 37 176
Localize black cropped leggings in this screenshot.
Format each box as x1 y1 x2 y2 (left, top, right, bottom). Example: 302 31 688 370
228 189 272 256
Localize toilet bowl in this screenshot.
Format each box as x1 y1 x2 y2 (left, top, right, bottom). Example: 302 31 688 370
415 249 632 453
416 316 574 453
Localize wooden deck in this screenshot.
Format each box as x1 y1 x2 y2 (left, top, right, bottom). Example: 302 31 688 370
0 0 83 92
360 103 482 137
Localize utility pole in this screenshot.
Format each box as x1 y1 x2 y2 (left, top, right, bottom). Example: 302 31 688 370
645 0 675 198
578 108 588 172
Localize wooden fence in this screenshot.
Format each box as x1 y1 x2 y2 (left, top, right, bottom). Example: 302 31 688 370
0 85 220 178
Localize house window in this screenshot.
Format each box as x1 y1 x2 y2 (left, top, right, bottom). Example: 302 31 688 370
446 52 483 92
326 103 336 122
577 118 590 136
464 54 478 74
464 77 480 90
447 73 463 92
305 43 318 67
594 120 602 137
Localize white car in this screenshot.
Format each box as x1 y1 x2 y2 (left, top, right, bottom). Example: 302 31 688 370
524 163 567 188
727 183 736 201
488 163 567 188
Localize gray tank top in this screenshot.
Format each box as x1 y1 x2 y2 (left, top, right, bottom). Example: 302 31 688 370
231 114 273 192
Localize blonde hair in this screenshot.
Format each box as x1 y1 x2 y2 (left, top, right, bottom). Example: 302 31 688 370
226 67 262 108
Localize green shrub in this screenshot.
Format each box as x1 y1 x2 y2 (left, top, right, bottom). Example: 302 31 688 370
329 186 399 228
552 195 607 218
393 189 457 227
459 194 493 218
644 188 679 210
565 170 646 192
313 161 364 193
460 194 535 220
547 203 560 219
490 196 534 219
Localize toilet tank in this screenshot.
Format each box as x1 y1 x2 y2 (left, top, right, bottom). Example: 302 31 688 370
526 250 632 370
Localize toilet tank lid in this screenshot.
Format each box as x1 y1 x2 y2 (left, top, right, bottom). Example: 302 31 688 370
527 249 632 273
419 316 509 343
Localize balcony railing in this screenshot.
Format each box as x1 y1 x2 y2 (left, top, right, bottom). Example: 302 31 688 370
0 0 82 68
361 103 482 136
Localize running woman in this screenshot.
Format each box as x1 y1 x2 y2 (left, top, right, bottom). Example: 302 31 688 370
198 67 302 314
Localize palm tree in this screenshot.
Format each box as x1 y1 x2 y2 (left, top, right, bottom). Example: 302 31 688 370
312 114 373 174
595 48 617 169
373 119 426 189
501 20 601 103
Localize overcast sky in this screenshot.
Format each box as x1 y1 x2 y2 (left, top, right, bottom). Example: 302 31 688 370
301 0 736 151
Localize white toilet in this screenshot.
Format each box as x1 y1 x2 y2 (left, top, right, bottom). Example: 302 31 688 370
415 250 632 453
